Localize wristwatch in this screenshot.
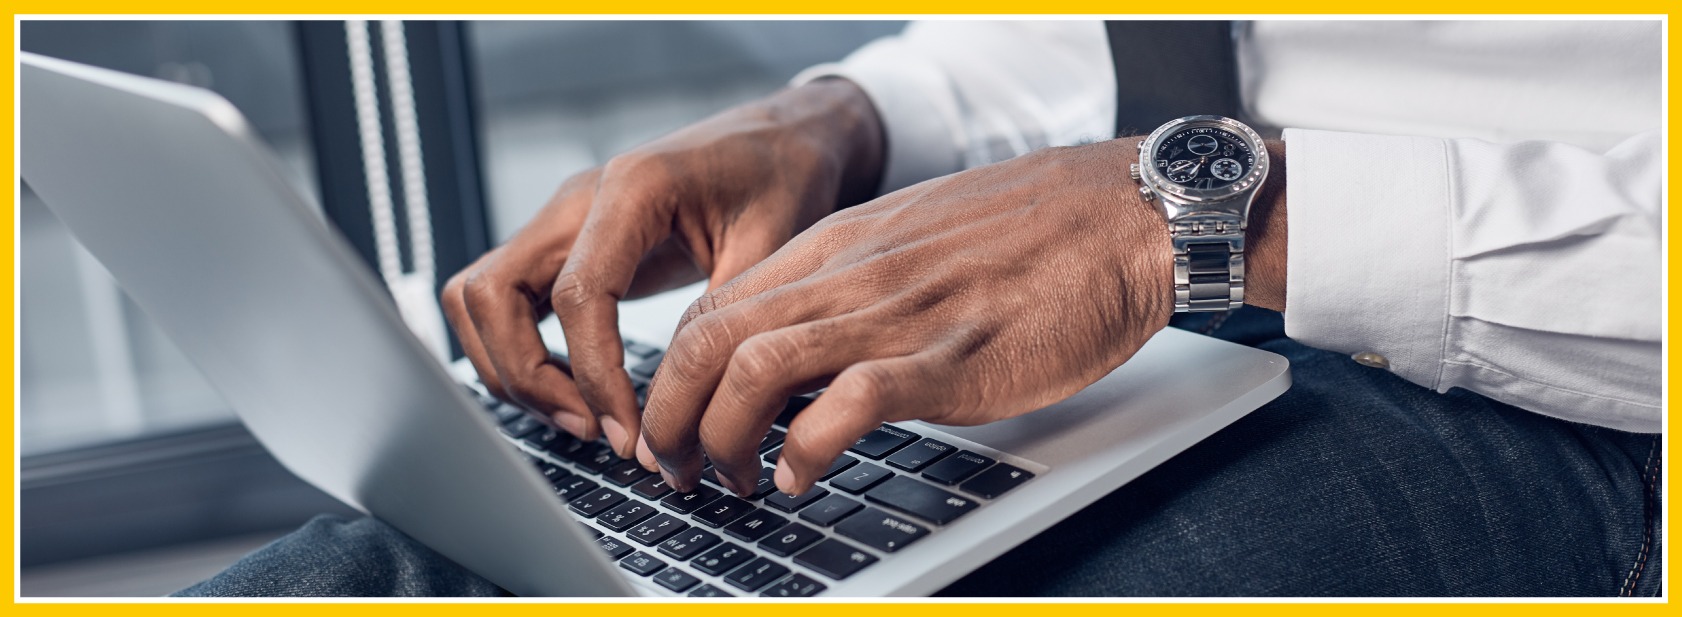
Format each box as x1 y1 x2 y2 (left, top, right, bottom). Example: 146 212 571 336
1130 115 1269 312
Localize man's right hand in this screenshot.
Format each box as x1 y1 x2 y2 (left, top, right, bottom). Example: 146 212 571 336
441 79 883 458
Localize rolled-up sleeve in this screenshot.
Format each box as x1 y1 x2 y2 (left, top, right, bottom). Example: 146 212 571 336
1283 128 1662 433
792 21 1116 194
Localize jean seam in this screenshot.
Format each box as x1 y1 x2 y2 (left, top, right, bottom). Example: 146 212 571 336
1197 311 1232 335
1619 435 1660 597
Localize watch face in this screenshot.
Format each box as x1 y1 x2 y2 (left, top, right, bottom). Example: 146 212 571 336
1153 126 1256 190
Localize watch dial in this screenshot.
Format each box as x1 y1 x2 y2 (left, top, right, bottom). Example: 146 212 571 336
1153 126 1256 190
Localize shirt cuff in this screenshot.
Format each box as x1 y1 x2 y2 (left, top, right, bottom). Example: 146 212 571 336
1281 128 1452 390
792 38 964 195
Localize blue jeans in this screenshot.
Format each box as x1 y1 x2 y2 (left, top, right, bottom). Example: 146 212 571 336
175 308 1663 597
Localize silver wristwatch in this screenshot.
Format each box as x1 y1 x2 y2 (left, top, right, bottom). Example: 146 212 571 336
1130 115 1269 312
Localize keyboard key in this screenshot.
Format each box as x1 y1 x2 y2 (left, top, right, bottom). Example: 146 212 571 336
794 538 879 581
747 467 780 499
834 507 929 553
628 352 664 379
657 528 720 561
691 496 753 528
921 450 995 485
865 475 978 525
773 397 812 428
580 525 604 540
630 474 674 500
619 551 666 576
849 424 919 459
525 428 566 450
554 476 598 500
821 454 860 480
758 428 786 453
547 435 589 458
884 438 954 472
660 486 721 514
723 557 789 592
829 462 893 494
537 462 572 485
761 573 827 597
687 583 733 597
762 447 780 464
568 487 625 517
574 444 624 474
651 567 700 593
603 460 653 487
624 339 662 359
499 415 544 439
595 536 634 560
626 513 689 546
597 500 657 532
757 522 823 557
491 404 524 424
763 486 829 513
723 509 787 542
691 542 752 576
798 494 863 527
960 462 1036 499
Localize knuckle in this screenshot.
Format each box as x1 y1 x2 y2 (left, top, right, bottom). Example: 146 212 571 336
668 314 735 376
729 333 792 390
459 270 498 312
834 363 893 412
549 268 593 316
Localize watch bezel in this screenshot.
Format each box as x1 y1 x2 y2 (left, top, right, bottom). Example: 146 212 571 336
1138 115 1269 203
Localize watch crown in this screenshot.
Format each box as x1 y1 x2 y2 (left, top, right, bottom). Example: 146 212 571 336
1129 163 1140 181
1139 186 1155 201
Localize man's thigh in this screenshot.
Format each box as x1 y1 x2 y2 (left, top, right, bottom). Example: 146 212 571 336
939 308 1661 597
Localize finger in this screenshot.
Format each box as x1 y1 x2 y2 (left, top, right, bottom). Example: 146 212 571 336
441 258 505 398
553 164 675 457
702 313 915 496
461 265 595 439
776 354 951 495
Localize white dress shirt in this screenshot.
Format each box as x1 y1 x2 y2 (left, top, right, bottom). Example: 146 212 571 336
793 20 1662 433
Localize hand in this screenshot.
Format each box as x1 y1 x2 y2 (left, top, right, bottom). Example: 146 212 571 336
642 136 1289 496
441 79 883 457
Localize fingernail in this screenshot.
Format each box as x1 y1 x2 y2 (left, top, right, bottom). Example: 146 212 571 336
556 414 587 439
774 463 797 495
635 436 658 471
601 417 629 455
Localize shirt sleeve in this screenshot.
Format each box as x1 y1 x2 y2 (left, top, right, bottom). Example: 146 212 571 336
1282 128 1662 433
791 21 1116 194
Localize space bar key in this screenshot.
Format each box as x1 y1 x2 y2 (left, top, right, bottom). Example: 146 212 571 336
863 476 979 525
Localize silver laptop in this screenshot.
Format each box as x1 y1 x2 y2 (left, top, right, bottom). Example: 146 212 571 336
20 52 1290 597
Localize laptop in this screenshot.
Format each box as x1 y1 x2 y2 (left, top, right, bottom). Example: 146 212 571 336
19 52 1290 597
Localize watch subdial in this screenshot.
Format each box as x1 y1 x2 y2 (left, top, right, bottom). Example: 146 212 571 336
1211 158 1243 181
1186 134 1219 155
1165 159 1199 183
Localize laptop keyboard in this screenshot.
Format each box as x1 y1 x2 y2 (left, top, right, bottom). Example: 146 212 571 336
466 337 1042 597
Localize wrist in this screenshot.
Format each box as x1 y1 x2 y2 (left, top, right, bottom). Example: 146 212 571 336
1242 140 1287 312
781 78 885 209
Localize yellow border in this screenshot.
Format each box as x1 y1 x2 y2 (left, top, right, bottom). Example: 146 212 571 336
4 4 1672 612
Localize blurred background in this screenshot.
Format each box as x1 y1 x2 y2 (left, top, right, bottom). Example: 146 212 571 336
18 19 903 596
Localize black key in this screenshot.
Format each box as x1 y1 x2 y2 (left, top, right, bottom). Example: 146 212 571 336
691 496 753 528
794 538 878 581
568 487 625 517
723 509 787 542
536 462 572 485
763 486 829 513
633 382 649 407
574 444 624 474
762 447 781 464
597 500 657 532
603 460 653 487
723 557 789 592
628 352 664 379
687 584 733 597
772 397 813 428
630 474 674 500
865 475 978 525
921 450 995 485
960 462 1036 499
624 339 662 359
834 507 928 553
499 415 544 439
554 476 598 500
758 428 786 453
626 513 689 546
595 536 634 560
580 525 604 540
525 428 566 451
747 467 780 499
491 404 524 424
829 462 893 494
761 573 827 598
884 438 954 472
798 494 863 527
691 542 752 576
700 465 720 486
619 551 666 576
547 434 589 458
757 522 823 557
651 567 701 593
849 424 919 459
657 528 721 561
821 454 859 480
660 486 722 514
